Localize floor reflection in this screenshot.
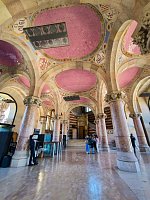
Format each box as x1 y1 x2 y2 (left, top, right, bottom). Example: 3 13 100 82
0 148 149 200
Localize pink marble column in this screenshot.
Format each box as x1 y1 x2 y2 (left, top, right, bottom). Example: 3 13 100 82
53 115 61 142
105 91 139 172
129 113 149 152
95 119 100 141
46 115 51 130
62 121 65 140
41 116 47 133
50 117 54 131
97 113 109 150
62 120 68 136
46 111 52 130
11 96 41 167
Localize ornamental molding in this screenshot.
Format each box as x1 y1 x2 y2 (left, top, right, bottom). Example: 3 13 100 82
23 96 41 106
97 113 107 119
129 113 142 118
105 91 126 103
133 12 150 54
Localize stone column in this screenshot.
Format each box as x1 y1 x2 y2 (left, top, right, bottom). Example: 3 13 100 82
62 120 68 136
53 115 61 142
62 121 65 140
97 113 109 150
11 96 41 167
46 115 51 130
50 117 54 131
105 91 139 172
95 118 101 143
129 113 149 152
41 116 47 133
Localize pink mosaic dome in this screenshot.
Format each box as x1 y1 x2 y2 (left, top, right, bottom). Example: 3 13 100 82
34 5 102 59
41 84 51 94
55 69 97 92
0 40 23 67
117 66 139 88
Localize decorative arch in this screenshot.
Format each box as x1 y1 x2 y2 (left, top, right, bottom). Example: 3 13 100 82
109 20 132 91
0 34 37 95
38 61 108 92
66 103 96 120
0 92 17 125
125 75 150 113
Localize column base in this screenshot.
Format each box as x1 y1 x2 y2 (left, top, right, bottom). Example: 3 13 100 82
100 145 110 151
11 150 29 167
117 151 140 173
139 145 150 152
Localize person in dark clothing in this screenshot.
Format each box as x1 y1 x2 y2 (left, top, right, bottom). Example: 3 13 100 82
93 136 97 153
130 133 136 156
87 136 95 154
28 135 38 166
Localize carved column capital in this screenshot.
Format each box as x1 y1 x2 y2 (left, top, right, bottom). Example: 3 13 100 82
97 113 107 119
23 96 41 107
54 114 62 120
129 113 142 118
94 119 99 124
105 91 126 103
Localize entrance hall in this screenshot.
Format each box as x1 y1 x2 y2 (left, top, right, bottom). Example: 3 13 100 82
0 1 150 200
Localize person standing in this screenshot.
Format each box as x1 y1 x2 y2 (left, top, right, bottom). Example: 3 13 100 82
130 133 136 156
28 135 38 166
95 135 99 153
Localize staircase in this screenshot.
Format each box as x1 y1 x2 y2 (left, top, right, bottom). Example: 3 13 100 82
104 107 113 130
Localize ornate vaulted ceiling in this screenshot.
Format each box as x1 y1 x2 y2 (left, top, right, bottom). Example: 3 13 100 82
0 0 149 114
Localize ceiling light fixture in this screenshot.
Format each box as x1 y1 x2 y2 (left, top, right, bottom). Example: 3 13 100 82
23 22 69 49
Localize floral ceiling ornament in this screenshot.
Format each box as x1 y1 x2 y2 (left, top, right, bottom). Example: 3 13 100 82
133 12 150 54
92 4 119 67
13 18 28 34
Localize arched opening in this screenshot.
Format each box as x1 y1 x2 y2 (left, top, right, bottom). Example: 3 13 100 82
0 92 17 125
68 106 95 140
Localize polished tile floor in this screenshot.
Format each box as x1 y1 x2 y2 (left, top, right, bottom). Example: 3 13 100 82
0 148 150 200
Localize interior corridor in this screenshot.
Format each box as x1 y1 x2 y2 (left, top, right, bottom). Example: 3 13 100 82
0 148 150 200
